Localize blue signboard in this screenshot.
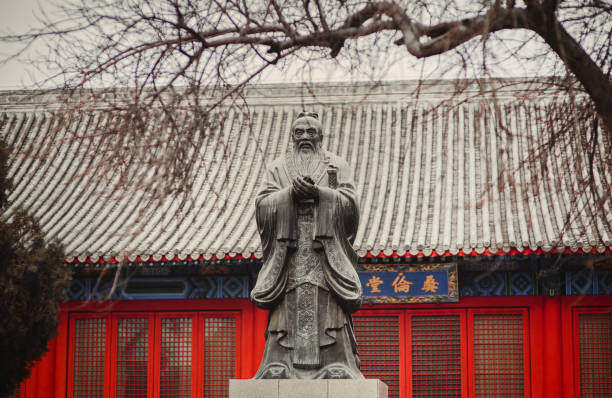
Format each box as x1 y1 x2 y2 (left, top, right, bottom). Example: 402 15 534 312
358 263 458 303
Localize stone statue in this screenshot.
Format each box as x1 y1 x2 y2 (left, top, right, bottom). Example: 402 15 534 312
251 111 364 380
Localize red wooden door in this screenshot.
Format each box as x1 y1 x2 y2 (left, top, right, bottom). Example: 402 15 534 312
66 311 239 398
354 303 532 398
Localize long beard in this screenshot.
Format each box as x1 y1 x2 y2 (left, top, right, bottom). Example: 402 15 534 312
293 145 322 177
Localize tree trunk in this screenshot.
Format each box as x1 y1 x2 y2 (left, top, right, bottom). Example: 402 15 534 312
528 9 612 135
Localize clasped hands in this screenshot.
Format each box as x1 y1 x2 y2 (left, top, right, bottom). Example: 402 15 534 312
292 176 318 200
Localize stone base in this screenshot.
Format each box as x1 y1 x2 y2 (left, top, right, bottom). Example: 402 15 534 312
229 379 388 398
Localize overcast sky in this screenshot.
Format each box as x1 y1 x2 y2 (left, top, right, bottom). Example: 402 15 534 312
0 0 42 89
0 0 544 90
0 0 431 90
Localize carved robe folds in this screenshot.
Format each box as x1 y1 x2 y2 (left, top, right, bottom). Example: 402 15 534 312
251 151 363 379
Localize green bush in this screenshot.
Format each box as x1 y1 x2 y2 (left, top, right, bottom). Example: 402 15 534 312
0 140 71 396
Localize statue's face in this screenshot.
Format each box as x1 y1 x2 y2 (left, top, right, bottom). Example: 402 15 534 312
292 119 321 153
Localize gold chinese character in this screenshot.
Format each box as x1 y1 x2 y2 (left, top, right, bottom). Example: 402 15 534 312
421 274 440 293
366 276 384 293
392 272 413 293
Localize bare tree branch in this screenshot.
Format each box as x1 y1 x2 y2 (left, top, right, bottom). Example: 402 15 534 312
0 0 610 218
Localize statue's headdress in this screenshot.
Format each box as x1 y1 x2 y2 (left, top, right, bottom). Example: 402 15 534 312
297 111 318 119
292 111 322 135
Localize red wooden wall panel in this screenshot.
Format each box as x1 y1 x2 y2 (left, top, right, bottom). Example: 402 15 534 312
571 304 612 397
468 309 530 397
110 313 155 398
561 296 612 398
354 310 404 397
407 311 466 397
15 295 612 398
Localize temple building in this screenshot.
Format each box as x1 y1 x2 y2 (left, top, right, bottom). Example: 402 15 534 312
1 79 611 398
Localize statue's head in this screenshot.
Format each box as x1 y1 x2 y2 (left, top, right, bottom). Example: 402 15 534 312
291 112 322 153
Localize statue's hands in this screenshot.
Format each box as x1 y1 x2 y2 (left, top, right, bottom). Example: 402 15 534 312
293 176 318 200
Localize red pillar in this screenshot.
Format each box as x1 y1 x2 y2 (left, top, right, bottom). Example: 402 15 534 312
32 340 56 397
54 311 69 398
23 365 37 398
542 296 563 398
20 323 66 398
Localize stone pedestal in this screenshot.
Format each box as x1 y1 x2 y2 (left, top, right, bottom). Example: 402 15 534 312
229 379 387 398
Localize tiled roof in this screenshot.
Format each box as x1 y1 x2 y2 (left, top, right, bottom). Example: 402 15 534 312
1 80 610 262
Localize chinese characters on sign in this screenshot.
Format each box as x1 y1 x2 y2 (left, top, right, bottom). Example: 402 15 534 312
365 276 384 293
421 274 439 293
358 263 458 303
392 272 414 293
367 272 440 294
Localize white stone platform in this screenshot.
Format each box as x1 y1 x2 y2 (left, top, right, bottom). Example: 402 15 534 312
229 379 388 398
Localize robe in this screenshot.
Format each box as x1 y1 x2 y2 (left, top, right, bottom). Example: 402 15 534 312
251 150 363 379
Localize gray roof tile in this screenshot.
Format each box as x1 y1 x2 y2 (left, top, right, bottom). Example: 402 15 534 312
1 81 610 262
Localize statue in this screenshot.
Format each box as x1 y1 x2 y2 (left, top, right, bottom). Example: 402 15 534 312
251 111 364 380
